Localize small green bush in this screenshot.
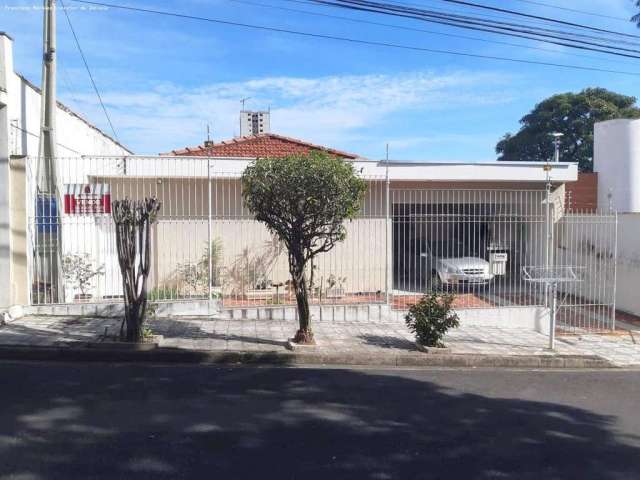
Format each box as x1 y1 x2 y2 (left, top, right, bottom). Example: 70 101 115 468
405 292 460 348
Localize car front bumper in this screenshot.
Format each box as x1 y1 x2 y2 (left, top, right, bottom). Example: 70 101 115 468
440 273 494 285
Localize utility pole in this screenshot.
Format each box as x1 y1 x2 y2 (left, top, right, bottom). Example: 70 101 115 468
36 0 60 303
38 0 57 184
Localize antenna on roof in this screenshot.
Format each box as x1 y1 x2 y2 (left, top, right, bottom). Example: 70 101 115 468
240 97 251 111
204 123 213 148
207 124 211 142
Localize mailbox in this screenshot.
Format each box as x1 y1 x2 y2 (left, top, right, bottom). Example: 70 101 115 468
489 252 508 275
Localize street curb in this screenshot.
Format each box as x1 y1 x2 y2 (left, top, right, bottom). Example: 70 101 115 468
0 344 615 368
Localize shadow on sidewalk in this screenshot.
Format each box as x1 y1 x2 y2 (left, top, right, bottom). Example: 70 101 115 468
152 318 288 349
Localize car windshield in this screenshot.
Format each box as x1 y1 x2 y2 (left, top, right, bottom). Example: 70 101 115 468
428 241 466 257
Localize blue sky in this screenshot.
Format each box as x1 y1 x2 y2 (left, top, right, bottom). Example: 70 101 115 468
4 0 640 160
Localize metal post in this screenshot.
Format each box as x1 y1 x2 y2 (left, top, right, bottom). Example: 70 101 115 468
549 281 557 349
612 212 618 331
384 144 390 306
544 167 552 306
545 132 563 347
207 157 213 312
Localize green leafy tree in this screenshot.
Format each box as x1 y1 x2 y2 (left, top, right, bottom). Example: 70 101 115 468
497 88 640 172
241 152 367 344
633 3 640 25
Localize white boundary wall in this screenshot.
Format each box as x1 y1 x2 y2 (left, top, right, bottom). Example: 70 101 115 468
613 213 640 317
0 33 130 308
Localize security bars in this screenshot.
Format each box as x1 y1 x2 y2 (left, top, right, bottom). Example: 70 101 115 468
25 156 617 332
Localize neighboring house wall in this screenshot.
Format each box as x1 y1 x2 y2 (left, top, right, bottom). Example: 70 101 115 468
614 214 640 317
565 173 598 212
593 119 640 318
0 33 130 308
594 119 640 214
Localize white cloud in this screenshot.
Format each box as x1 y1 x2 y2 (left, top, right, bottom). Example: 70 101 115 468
64 70 516 154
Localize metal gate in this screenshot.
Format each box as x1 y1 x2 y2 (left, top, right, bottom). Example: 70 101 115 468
389 188 618 331
25 156 618 332
554 212 617 332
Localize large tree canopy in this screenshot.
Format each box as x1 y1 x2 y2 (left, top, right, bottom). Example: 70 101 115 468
242 152 367 344
496 88 640 172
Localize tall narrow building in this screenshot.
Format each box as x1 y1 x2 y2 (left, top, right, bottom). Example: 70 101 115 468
240 110 270 137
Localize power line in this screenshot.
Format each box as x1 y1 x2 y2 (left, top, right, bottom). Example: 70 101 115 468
59 0 119 141
432 0 640 38
69 0 640 76
58 56 83 107
301 0 640 45
307 0 640 59
234 0 637 65
310 0 640 55
387 0 614 32
502 0 629 22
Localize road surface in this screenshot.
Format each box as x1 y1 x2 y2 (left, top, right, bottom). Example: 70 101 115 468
1 362 639 479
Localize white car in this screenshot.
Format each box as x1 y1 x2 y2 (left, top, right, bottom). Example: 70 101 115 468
421 242 494 286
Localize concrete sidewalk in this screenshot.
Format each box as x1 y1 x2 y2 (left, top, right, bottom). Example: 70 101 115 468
1 315 639 367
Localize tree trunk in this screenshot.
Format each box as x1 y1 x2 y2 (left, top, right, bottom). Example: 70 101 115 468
292 274 314 344
113 199 160 343
289 249 314 344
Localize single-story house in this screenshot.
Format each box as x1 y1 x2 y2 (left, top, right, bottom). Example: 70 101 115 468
43 130 618 334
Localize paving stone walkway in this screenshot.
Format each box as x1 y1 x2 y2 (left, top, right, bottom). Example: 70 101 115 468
1 315 639 366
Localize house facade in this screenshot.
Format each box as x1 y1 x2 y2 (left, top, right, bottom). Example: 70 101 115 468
0 32 131 308
39 131 616 335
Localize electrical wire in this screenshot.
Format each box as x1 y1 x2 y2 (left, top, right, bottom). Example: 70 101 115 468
227 0 636 64
488 0 629 22
432 0 640 38
59 0 119 141
69 0 640 76
309 0 640 55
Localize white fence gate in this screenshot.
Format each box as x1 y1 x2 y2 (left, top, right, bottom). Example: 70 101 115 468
25 156 617 332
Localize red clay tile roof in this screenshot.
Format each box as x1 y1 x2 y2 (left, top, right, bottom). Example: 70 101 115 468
165 133 359 159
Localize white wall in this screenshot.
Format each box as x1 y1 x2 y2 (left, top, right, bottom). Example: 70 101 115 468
593 120 640 319
594 119 640 214
0 33 131 308
613 213 640 317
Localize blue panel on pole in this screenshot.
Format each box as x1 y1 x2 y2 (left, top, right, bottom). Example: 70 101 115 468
35 195 58 234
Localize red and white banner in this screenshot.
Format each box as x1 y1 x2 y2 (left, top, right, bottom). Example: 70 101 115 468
63 184 111 215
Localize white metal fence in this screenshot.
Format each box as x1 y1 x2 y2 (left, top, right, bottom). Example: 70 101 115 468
26 156 617 332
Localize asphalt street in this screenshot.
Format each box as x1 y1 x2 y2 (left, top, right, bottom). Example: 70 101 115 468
1 362 639 479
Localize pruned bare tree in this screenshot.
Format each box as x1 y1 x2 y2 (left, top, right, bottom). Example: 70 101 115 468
112 198 161 342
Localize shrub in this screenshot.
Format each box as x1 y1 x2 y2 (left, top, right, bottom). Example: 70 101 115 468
405 292 459 348
61 253 105 297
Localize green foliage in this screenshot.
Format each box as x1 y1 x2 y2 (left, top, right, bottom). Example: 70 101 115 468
405 292 460 348
496 88 640 172
241 152 367 342
241 152 367 254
